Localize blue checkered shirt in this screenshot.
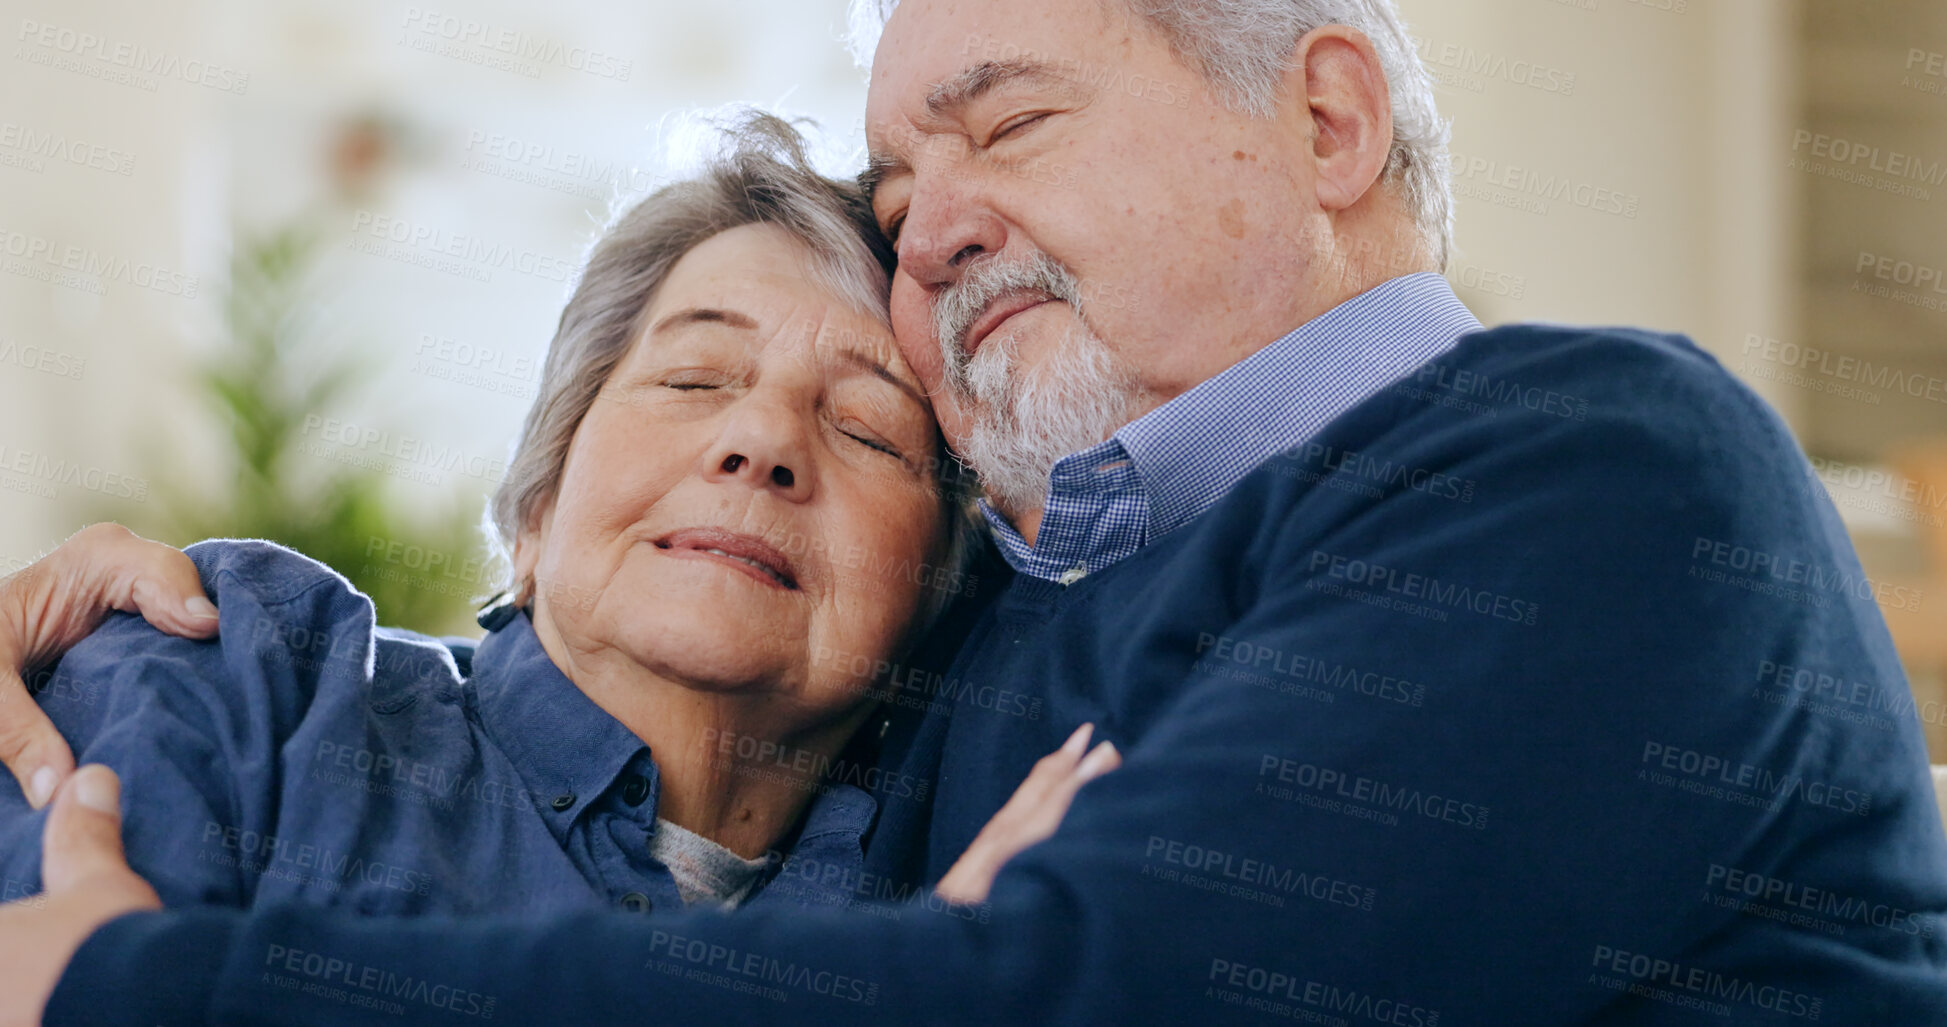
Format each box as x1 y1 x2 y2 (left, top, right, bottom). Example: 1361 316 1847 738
982 271 1485 583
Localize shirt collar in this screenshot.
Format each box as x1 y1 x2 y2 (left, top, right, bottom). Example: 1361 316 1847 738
467 612 650 839
981 272 1483 577
466 612 880 854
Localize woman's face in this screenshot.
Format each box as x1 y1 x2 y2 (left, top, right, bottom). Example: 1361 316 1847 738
517 223 946 724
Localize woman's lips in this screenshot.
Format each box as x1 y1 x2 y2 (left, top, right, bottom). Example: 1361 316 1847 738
653 528 800 591
963 293 1056 359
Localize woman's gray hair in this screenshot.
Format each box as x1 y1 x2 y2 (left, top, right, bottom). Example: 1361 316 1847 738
488 110 978 632
847 0 1453 267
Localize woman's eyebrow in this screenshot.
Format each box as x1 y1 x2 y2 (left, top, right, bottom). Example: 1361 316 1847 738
649 307 759 336
832 349 928 409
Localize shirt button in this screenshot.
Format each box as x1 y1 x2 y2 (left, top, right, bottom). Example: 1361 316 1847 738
620 774 650 807
550 793 576 811
1057 565 1087 586
620 892 652 913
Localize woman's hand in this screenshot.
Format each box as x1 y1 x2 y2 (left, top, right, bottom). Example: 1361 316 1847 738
934 723 1121 905
0 524 215 808
0 765 161 1027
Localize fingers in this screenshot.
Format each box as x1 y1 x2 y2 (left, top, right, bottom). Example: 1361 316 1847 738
935 724 1123 904
3 525 214 671
0 524 208 807
1021 739 1120 840
76 524 217 641
0 683 73 809
1076 739 1121 783
41 766 130 893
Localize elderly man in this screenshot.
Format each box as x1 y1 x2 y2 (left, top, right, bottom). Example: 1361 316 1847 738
3 0 1946 1023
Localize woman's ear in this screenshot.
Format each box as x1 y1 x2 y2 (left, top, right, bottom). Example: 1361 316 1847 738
509 496 554 606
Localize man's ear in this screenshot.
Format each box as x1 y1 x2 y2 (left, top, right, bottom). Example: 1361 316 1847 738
1285 25 1394 214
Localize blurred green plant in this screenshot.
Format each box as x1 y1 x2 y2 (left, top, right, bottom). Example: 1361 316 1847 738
132 223 491 636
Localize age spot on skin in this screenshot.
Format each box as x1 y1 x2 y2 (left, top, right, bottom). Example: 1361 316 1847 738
1217 198 1246 240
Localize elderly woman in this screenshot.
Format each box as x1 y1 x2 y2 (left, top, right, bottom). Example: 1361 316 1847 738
0 113 1114 923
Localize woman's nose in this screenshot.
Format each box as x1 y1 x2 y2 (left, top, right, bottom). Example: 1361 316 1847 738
702 401 814 502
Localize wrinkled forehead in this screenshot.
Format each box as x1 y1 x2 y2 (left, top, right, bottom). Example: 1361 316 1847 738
638 225 911 377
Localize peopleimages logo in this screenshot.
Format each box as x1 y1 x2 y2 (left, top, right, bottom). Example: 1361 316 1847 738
399 8 632 81
1790 130 1947 189
1258 755 1492 830
1207 959 1440 1026
263 945 495 1019
1743 332 1947 406
1705 864 1936 939
0 122 135 175
699 728 930 801
347 210 579 286
1413 38 1576 95
14 18 250 93
1589 946 1821 1020
0 226 199 297
1689 537 1925 612
1306 550 1541 626
1449 153 1638 219
1276 441 1477 503
646 931 878 1005
1194 633 1425 707
1639 741 1872 816
1144 836 1377 912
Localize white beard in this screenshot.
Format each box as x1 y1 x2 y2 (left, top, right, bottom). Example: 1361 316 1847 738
953 322 1137 519
932 251 1142 520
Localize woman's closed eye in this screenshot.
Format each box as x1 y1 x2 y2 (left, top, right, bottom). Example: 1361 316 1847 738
838 423 901 459
656 369 736 392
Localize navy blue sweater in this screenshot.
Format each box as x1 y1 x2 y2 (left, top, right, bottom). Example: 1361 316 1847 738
49 326 1947 1025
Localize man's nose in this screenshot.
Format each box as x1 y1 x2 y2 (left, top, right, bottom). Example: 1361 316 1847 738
897 179 1007 289
701 397 815 502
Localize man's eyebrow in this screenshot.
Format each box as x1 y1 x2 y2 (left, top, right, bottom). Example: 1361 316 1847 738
832 348 927 409
924 58 1070 120
863 58 1073 207
648 307 758 336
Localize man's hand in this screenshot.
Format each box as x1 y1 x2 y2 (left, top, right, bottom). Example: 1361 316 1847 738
0 525 214 808
0 765 161 1027
935 723 1121 905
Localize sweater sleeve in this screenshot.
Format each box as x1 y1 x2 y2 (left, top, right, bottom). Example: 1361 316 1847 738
43 332 1947 1026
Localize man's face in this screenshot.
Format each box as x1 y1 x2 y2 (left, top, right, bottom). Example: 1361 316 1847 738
863 0 1325 513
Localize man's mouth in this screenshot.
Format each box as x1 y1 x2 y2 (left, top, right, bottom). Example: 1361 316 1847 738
653 528 800 591
962 291 1057 360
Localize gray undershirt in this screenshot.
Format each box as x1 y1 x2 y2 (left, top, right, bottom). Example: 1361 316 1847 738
649 818 773 909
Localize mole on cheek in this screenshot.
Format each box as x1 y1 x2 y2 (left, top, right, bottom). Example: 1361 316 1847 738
1232 150 1245 161
1217 198 1246 240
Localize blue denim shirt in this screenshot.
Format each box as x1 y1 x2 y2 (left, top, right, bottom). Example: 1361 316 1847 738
0 539 875 917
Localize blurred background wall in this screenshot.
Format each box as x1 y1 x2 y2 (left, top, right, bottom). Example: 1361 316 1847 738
1 0 1942 751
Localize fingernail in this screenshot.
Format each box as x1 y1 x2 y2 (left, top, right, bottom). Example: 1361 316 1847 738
1062 723 1094 756
28 766 57 807
185 597 218 621
73 766 119 815
1077 742 1120 782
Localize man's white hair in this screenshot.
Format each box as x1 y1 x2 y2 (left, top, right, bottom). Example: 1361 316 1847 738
848 0 1453 267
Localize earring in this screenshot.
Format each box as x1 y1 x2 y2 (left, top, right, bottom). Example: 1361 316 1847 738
476 591 521 632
